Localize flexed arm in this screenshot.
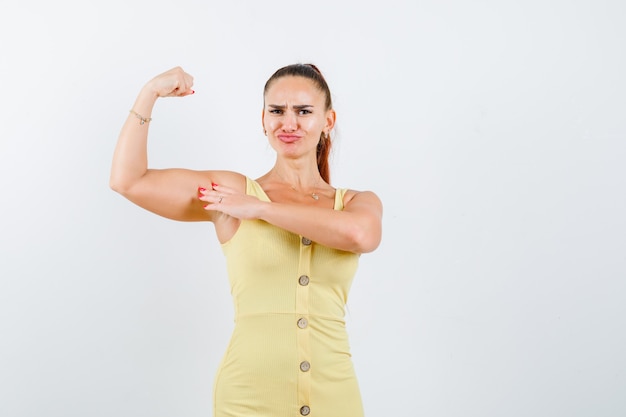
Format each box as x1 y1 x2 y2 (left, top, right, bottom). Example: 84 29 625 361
110 67 243 222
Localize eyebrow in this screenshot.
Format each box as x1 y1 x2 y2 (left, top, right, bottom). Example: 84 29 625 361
267 104 315 110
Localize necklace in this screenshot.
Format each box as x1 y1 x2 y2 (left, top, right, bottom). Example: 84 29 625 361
274 170 322 200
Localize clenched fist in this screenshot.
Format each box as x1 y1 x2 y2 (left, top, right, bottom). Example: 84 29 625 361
145 66 195 98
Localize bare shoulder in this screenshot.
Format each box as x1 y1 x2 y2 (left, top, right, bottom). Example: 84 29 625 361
343 189 383 211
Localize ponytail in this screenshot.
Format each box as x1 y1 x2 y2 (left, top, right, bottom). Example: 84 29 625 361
317 132 332 183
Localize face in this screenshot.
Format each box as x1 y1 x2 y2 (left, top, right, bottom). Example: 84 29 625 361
262 76 335 159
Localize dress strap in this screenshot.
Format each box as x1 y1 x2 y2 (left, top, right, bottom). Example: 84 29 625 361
333 188 348 211
246 177 271 201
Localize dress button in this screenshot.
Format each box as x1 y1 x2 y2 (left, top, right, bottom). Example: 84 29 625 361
298 275 310 286
301 237 312 246
300 405 311 416
297 318 308 329
300 361 311 372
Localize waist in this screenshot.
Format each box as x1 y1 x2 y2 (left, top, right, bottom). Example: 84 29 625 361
235 311 346 324
225 313 353 369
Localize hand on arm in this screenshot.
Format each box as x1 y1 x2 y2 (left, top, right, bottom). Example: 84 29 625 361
199 183 269 221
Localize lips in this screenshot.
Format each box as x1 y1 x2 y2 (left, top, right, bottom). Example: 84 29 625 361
277 134 301 143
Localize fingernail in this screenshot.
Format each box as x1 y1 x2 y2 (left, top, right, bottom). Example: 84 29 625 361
191 90 195 94
198 187 206 191
212 182 218 188
203 204 208 208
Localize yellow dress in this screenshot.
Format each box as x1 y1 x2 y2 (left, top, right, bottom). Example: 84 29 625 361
214 177 363 417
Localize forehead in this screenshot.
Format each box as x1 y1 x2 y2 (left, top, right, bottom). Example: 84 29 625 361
265 76 324 104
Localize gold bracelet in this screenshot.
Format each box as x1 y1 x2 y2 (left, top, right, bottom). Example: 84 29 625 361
129 110 152 125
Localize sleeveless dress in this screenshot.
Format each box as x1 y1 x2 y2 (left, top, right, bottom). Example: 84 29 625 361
214 177 363 417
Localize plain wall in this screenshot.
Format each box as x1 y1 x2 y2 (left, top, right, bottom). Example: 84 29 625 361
1 0 624 416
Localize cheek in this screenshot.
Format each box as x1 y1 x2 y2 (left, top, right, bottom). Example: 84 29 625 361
264 118 280 130
301 117 323 130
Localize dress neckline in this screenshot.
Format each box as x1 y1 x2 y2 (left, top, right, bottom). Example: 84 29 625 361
249 177 344 210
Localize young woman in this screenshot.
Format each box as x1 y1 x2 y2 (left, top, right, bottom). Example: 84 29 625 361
110 63 382 417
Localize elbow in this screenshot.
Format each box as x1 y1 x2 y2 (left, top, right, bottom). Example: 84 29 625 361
109 179 121 194
109 174 131 196
355 236 382 254
346 224 382 254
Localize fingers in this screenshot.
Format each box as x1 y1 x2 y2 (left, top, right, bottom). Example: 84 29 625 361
197 184 261 220
208 183 234 195
150 66 195 98
197 184 228 207
170 68 194 97
178 88 195 97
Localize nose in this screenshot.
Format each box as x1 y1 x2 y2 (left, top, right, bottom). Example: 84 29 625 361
281 112 298 132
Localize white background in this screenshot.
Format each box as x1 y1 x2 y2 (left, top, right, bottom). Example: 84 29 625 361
1 1 625 416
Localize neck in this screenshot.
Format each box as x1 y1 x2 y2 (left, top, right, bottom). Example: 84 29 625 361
271 163 323 200
272 160 322 187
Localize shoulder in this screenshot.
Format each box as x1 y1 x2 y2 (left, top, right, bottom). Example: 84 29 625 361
343 189 383 211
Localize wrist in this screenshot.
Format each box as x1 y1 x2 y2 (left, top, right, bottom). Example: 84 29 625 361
139 83 160 101
130 86 159 118
257 200 272 221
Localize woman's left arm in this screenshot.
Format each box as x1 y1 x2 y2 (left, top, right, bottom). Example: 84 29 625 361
202 186 382 253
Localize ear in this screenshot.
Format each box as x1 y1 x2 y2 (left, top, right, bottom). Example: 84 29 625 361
261 108 266 134
325 109 336 133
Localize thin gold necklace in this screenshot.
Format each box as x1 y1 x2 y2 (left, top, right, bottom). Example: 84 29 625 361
274 170 322 200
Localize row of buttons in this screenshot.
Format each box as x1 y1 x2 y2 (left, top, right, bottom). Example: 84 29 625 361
297 314 310 415
297 316 310 414
299 237 312 416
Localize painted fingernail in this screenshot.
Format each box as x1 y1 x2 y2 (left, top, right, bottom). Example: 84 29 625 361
198 187 206 192
212 182 218 188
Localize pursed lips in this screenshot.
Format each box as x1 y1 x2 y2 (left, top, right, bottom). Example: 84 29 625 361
277 134 301 143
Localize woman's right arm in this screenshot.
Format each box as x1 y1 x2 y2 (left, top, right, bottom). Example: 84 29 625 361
109 67 243 222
